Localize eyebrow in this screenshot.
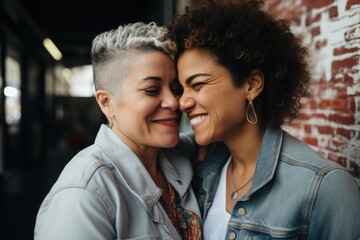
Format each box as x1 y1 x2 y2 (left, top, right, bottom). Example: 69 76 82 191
142 76 162 81
185 73 211 85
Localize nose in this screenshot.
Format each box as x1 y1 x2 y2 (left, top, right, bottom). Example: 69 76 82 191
179 94 195 112
161 92 180 111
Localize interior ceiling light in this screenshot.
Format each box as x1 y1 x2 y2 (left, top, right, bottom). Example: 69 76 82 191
43 38 62 61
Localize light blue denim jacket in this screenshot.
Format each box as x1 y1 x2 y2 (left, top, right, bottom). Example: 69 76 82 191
193 127 360 240
34 124 201 240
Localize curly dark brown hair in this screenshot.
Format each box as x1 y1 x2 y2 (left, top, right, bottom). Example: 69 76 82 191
167 0 311 128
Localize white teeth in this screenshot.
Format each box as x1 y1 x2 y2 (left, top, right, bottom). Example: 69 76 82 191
190 115 206 126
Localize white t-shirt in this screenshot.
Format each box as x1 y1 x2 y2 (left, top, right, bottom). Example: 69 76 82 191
203 157 231 240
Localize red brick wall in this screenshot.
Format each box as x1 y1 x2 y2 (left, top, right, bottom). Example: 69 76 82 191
264 0 360 181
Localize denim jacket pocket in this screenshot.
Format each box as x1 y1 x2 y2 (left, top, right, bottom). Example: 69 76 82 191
226 225 308 240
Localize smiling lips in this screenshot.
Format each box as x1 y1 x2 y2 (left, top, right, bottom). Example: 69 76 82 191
151 117 181 127
190 115 207 126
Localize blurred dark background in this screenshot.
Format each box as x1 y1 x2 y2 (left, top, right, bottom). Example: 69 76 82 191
16 0 175 68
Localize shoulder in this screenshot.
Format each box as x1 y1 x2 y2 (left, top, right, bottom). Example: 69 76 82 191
35 145 123 238
280 131 344 173
278 130 359 194
58 145 114 185
43 144 120 205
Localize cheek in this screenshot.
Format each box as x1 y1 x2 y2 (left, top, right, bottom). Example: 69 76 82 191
132 96 160 114
138 101 161 118
209 93 246 127
209 107 231 136
115 99 155 127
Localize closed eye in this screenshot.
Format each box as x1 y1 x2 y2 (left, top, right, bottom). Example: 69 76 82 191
191 82 204 90
143 87 160 95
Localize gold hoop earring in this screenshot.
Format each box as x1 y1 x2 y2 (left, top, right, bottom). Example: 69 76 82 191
246 99 257 124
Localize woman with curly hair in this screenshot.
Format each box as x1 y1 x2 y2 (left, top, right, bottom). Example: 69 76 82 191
168 0 360 239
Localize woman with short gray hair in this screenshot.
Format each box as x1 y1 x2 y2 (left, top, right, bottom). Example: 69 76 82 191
34 22 202 240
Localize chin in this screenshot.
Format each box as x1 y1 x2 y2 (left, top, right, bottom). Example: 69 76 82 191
195 135 212 146
160 136 179 148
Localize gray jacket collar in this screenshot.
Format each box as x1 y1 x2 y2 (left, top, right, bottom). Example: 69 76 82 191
94 124 193 211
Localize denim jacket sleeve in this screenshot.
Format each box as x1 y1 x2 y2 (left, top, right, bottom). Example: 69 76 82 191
309 167 360 240
34 188 115 240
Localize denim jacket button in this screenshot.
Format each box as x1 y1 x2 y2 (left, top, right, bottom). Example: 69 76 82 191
229 231 237 239
238 207 246 216
176 180 182 185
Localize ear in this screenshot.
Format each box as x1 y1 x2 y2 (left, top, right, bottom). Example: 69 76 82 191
95 90 113 118
246 69 264 100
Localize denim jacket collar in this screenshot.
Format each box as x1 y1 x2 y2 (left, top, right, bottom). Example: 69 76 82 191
196 127 283 200
95 125 162 212
94 124 191 213
248 127 282 198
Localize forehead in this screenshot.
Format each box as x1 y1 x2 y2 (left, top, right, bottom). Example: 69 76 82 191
177 48 220 82
178 48 216 68
114 50 177 85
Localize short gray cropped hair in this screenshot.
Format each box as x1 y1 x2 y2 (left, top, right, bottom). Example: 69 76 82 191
91 22 176 97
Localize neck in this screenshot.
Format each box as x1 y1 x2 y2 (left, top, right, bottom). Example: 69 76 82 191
134 148 159 177
132 145 166 190
224 124 265 169
113 128 159 175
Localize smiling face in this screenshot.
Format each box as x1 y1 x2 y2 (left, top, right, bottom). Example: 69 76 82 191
177 48 249 146
97 50 182 151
